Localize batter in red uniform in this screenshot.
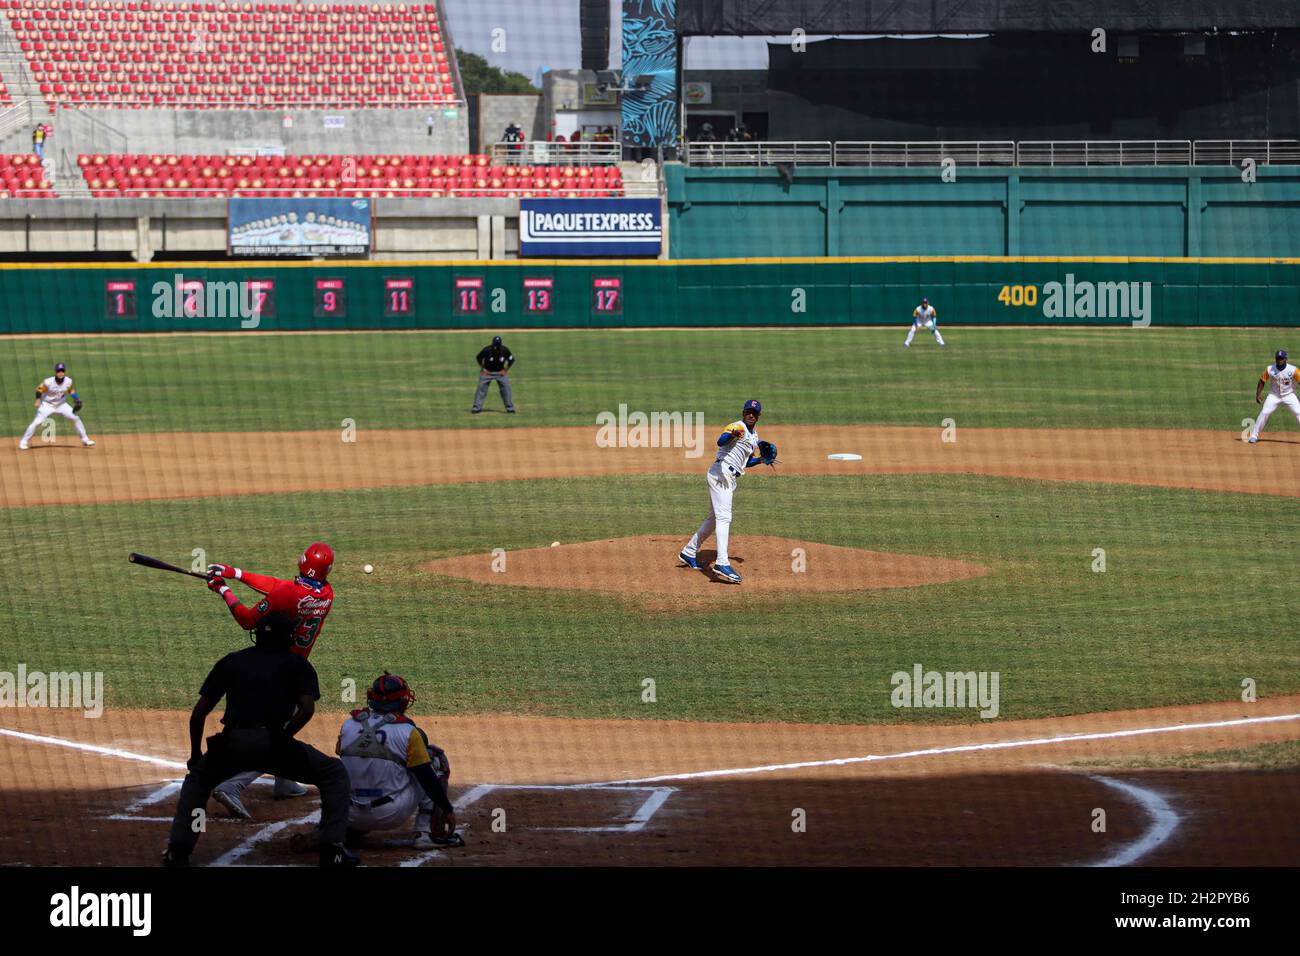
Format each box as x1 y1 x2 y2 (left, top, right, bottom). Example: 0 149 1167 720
204 541 336 819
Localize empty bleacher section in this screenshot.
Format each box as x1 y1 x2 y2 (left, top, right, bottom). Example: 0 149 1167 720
7 0 457 109
0 152 53 194
78 151 624 196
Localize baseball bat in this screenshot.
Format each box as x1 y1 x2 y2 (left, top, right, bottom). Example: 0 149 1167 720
127 552 211 581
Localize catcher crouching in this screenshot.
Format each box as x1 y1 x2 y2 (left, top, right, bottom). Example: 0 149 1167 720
301 672 462 851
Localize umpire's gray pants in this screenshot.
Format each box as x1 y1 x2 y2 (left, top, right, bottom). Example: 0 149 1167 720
472 372 514 412
168 729 350 854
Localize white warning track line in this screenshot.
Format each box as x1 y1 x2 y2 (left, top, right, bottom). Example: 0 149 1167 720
586 712 1300 786
1086 774 1180 868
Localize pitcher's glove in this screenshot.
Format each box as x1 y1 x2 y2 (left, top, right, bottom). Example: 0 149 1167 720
72 400 82 413
757 440 778 466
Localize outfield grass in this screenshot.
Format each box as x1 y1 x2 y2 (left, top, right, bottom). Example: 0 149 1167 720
0 472 1291 724
0 327 1290 435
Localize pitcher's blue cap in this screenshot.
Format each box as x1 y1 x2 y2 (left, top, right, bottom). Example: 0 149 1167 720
54 363 66 372
743 399 762 416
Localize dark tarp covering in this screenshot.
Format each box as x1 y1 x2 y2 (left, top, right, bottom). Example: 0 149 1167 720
679 1 1300 36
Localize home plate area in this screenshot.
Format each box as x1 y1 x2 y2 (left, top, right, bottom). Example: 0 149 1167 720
99 778 676 867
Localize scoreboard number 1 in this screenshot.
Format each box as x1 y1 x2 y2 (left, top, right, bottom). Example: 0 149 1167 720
105 280 136 320
523 276 553 314
314 278 346 318
592 276 622 316
384 277 415 317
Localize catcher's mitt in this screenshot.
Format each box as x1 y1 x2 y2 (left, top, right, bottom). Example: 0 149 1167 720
757 440 778 467
72 400 82 413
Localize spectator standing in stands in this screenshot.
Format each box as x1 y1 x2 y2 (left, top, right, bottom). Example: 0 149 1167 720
32 125 45 160
426 113 435 137
503 122 525 163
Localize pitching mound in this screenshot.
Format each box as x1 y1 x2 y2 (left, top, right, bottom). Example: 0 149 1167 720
424 535 988 604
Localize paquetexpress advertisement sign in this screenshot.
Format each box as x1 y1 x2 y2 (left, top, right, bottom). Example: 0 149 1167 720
519 198 662 257
228 197 371 257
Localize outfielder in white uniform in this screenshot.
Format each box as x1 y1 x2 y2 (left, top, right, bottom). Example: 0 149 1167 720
1248 349 1300 443
679 399 769 584
904 297 945 348
331 672 461 850
19 362 95 450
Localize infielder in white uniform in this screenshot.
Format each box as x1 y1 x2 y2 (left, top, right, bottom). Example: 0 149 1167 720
904 297 945 348
326 672 461 850
679 399 776 584
19 362 95 450
1248 349 1300 443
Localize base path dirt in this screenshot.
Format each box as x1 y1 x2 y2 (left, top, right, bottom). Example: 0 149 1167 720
4 425 1297 509
424 534 989 606
2 697 1299 866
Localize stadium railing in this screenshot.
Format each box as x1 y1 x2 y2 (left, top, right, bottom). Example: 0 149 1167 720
1015 140 1192 166
834 141 1015 167
684 141 833 167
488 142 622 168
1193 140 1300 166
683 139 1300 168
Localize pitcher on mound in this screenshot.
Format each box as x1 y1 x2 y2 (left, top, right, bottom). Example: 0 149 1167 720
679 399 777 584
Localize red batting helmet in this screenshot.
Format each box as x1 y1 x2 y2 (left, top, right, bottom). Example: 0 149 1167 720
367 671 416 713
298 541 334 583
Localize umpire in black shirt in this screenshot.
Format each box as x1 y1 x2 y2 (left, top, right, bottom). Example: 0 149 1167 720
163 613 357 867
471 335 516 414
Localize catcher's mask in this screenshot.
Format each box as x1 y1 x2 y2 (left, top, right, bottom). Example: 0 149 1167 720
367 671 416 713
1277 349 1288 369
253 612 295 649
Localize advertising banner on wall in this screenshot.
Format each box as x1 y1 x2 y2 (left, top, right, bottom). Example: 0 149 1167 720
228 197 371 257
519 198 662 257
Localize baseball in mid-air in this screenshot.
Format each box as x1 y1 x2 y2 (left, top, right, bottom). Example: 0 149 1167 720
550 541 560 548
363 563 374 574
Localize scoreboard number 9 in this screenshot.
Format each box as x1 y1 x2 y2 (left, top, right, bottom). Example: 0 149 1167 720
105 280 137 320
314 278 346 318
384 277 415 317
523 276 553 314
592 276 622 316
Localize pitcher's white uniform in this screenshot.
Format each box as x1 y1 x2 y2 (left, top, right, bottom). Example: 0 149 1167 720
684 418 760 570
905 300 945 347
1250 362 1300 440
19 372 93 449
337 709 444 835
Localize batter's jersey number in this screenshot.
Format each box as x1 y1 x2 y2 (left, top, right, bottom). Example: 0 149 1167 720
314 278 346 318
247 279 276 319
105 280 137 320
384 277 415 317
454 276 484 315
592 276 622 316
523 276 553 314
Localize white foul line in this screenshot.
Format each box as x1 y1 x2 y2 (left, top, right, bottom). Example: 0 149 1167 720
1086 774 1180 868
0 727 186 770
582 712 1300 786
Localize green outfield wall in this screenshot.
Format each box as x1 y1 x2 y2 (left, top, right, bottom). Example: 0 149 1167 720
1 256 1298 333
666 165 1300 260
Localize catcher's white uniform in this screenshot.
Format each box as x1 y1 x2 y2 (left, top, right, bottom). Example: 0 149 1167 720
19 373 93 449
337 709 446 835
1250 362 1300 441
905 301 945 347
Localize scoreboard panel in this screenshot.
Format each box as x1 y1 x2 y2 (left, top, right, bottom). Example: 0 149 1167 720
454 276 484 315
592 276 623 316
313 278 346 318
523 276 553 314
105 280 137 320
